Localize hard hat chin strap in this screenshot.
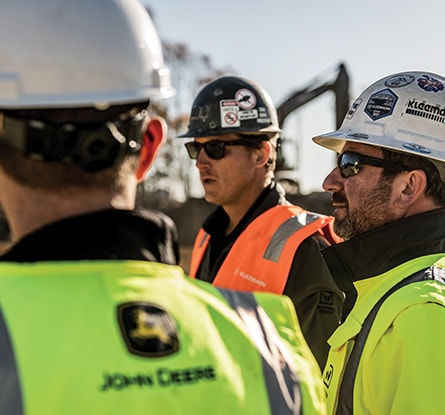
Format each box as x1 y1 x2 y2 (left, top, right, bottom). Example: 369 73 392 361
0 112 146 172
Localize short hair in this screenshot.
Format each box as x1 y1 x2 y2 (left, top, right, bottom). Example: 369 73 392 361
382 148 445 206
0 140 139 192
238 133 280 174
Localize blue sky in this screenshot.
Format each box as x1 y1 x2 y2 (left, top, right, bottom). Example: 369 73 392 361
143 0 445 193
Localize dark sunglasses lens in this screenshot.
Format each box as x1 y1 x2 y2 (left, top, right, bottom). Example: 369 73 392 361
338 153 360 177
185 142 200 159
185 141 226 160
205 141 225 159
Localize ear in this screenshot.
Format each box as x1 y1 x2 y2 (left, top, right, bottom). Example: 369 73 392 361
255 141 272 168
136 117 167 182
394 169 428 208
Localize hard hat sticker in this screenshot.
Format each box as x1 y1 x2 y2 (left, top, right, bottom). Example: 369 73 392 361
235 88 257 110
220 100 240 128
345 98 362 119
239 109 258 120
417 74 444 93
257 107 271 124
402 143 432 154
384 74 415 88
364 89 398 121
405 98 445 124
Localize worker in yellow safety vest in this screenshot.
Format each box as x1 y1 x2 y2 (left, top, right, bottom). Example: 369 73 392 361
0 1 326 414
179 75 344 369
312 70 445 414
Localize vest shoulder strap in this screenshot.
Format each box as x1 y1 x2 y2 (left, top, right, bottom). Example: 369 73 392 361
217 288 302 414
336 266 445 415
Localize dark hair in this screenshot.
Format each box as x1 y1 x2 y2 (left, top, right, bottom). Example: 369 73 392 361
382 148 445 206
238 134 279 172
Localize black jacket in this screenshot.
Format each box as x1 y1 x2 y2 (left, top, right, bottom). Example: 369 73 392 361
0 209 179 265
195 181 344 370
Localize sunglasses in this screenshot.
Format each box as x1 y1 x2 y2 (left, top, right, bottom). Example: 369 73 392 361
337 151 408 178
184 139 259 160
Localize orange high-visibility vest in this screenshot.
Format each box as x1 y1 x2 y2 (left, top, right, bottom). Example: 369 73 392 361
189 205 340 293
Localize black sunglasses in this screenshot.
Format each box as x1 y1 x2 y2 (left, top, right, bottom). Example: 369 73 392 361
337 151 409 178
185 139 259 160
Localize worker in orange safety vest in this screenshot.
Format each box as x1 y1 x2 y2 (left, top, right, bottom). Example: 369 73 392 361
178 75 344 370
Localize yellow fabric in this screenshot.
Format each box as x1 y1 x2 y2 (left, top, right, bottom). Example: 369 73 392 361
0 260 326 414
323 254 445 414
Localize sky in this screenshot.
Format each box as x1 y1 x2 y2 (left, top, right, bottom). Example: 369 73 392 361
143 0 445 193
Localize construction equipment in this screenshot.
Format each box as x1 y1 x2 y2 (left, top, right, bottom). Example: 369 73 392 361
277 62 350 129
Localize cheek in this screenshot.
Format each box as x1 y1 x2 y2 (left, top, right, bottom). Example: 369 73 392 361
223 161 253 184
343 176 375 205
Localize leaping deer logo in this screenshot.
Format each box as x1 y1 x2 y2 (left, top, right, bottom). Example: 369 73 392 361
130 308 174 346
118 302 179 357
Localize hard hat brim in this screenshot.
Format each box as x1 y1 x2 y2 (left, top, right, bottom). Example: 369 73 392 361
313 128 445 182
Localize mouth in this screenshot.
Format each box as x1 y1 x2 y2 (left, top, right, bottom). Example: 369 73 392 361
331 193 347 207
332 202 347 209
200 176 216 186
331 194 348 215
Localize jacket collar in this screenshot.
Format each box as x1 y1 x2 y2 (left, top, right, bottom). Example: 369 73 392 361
202 180 286 239
322 208 445 319
0 209 179 264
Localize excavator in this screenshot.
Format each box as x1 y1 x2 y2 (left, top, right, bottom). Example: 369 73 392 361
275 62 350 193
277 62 350 128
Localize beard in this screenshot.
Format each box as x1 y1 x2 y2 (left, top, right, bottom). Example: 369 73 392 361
333 175 399 240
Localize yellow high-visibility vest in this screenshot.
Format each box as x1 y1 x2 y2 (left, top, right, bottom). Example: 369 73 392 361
0 260 326 415
323 254 445 414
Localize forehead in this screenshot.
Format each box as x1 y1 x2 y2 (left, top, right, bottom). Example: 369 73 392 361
341 141 383 157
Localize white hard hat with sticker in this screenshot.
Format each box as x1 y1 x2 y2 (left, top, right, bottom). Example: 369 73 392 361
313 71 445 181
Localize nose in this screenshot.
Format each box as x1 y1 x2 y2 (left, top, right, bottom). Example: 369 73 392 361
196 145 210 168
322 166 343 193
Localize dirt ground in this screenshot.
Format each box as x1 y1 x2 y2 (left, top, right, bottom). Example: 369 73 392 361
0 241 10 255
179 246 193 274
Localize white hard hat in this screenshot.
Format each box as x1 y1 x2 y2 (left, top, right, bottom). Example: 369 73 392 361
0 0 175 109
313 71 445 181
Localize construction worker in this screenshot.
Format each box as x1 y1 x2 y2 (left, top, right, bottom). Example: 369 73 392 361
312 71 445 414
0 1 326 414
179 75 344 370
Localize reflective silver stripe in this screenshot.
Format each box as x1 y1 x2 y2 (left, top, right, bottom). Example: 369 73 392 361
218 289 302 415
432 263 445 283
198 232 209 248
264 212 322 262
0 308 23 414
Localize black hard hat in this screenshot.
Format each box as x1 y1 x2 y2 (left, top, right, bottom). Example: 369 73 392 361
178 75 281 138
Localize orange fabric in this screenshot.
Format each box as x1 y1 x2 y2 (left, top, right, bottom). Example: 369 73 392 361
189 205 340 294
189 229 210 277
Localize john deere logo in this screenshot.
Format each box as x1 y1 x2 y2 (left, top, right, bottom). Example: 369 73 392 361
117 302 179 357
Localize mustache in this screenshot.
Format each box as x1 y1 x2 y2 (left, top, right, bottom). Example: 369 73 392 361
331 192 347 205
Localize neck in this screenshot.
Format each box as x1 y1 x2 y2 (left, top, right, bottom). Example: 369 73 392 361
3 185 136 242
223 179 271 236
